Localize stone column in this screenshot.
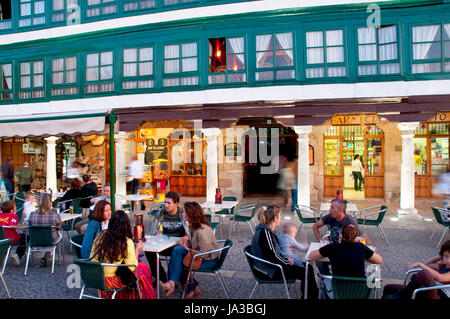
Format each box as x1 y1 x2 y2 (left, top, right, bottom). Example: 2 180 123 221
201 128 221 202
293 125 313 207
397 122 420 217
44 136 59 194
115 131 127 196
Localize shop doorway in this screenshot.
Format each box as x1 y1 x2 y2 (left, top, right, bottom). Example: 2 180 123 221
324 123 384 200
241 118 297 196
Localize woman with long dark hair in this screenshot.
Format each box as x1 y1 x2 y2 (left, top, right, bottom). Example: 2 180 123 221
162 201 219 298
89 210 155 299
80 200 111 259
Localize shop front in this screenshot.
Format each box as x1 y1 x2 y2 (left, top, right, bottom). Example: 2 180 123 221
323 114 384 199
414 112 450 198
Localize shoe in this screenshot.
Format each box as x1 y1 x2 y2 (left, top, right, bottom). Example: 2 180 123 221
162 280 175 297
11 253 20 266
185 286 201 299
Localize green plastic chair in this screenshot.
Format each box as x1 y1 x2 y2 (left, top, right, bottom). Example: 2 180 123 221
70 234 84 258
357 205 389 245
182 239 233 299
243 245 296 299
204 214 219 234
318 274 375 299
0 238 12 298
0 226 15 275
74 259 140 299
215 196 237 234
24 225 62 275
295 205 321 232
430 207 450 248
231 204 258 234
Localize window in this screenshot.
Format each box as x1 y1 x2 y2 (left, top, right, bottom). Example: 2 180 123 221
85 51 114 94
358 25 400 76
122 47 154 89
123 0 156 11
51 56 78 96
86 0 116 18
305 29 346 78
0 0 12 30
208 37 246 84
163 42 199 87
255 32 295 81
19 60 44 99
52 0 78 23
164 0 198 6
411 24 450 73
0 63 13 101
19 0 46 27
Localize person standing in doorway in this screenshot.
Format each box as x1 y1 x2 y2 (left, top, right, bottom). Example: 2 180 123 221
14 161 34 192
351 155 364 191
128 156 145 211
1 157 15 198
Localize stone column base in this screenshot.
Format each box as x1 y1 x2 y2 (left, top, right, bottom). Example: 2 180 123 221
397 208 422 220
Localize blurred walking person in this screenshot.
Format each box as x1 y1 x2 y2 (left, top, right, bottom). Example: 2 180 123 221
1 157 14 199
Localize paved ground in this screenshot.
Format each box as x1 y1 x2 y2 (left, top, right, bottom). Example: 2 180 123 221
1 196 448 299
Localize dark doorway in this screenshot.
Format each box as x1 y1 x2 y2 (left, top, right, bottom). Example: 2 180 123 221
241 118 297 196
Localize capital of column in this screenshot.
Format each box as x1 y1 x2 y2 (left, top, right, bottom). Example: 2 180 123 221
293 125 313 137
397 122 419 137
44 136 59 144
201 128 222 138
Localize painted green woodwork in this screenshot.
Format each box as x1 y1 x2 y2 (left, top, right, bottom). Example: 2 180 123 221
0 1 450 104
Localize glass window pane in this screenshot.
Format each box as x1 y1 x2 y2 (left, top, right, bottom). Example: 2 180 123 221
139 48 153 61
139 61 153 76
307 48 324 64
21 3 32 16
53 0 65 11
52 58 64 72
164 60 179 73
182 43 197 57
379 43 398 61
413 25 441 42
256 52 273 68
21 63 31 75
358 27 376 44
66 70 77 83
275 50 293 67
66 57 77 69
35 1 45 14
165 45 179 59
255 71 273 81
413 43 441 60
101 51 113 65
326 30 343 46
100 65 113 79
256 34 272 51
324 139 340 175
86 67 99 81
306 31 323 47
124 49 137 63
86 54 99 67
378 25 397 44
52 72 64 84
414 138 427 175
34 61 43 74
227 54 244 71
359 44 377 61
123 63 137 77
326 46 344 63
227 38 244 54
431 137 449 175
33 74 43 86
182 57 197 72
275 33 292 50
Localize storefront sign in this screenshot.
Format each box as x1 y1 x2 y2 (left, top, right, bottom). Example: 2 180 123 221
331 114 379 125
145 138 168 164
2 138 25 143
428 112 450 122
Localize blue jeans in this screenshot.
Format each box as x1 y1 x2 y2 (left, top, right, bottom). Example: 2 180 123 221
3 178 14 199
291 180 298 211
167 245 219 293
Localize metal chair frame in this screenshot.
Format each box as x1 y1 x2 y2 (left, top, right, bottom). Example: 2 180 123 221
430 207 450 248
357 205 390 246
182 239 233 299
0 225 22 275
74 259 141 299
0 238 12 298
403 267 450 299
295 205 321 232
24 225 63 275
243 245 297 299
317 273 380 299
231 204 258 235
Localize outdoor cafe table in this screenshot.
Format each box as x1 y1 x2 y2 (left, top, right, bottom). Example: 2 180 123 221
319 202 359 218
59 212 82 223
303 241 376 299
201 201 239 238
142 235 179 299
115 194 154 215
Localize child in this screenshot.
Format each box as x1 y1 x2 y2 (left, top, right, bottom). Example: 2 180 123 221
23 191 37 223
0 200 26 266
383 240 450 299
278 222 309 268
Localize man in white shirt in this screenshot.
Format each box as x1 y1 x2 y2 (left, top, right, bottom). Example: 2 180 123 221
128 156 145 211
22 191 37 223
351 155 364 191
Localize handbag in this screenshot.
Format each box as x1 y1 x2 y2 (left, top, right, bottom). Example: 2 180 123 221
182 249 202 296
115 262 138 289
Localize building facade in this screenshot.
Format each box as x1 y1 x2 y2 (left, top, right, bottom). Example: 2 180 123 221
0 0 449 215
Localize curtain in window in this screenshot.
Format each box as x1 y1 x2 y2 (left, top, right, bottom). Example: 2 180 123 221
306 32 324 64
2 65 12 89
165 45 179 73
227 38 245 67
100 52 113 80
123 49 137 77
35 1 45 14
275 33 293 62
379 26 397 61
53 0 64 10
182 43 197 72
358 27 377 62
413 25 440 59
256 35 272 68
325 30 344 63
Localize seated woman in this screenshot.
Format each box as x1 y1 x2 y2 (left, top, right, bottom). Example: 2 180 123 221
251 204 318 299
383 240 450 299
162 201 219 299
309 224 383 278
80 200 111 259
26 193 62 267
89 210 155 299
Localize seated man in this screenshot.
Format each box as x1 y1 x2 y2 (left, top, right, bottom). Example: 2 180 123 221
312 199 369 244
146 191 187 286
